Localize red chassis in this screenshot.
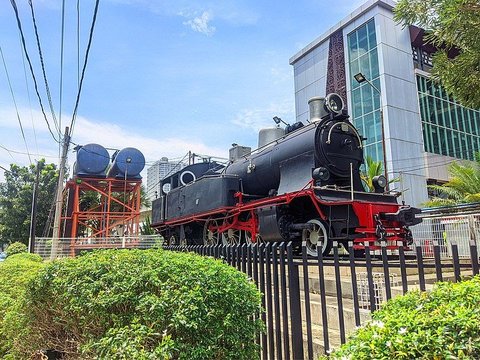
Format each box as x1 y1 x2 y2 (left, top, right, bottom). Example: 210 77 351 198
156 181 416 250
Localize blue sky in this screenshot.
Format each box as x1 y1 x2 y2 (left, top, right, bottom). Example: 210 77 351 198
0 0 364 180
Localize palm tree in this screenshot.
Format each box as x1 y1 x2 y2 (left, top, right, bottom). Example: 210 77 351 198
360 156 398 192
425 154 480 207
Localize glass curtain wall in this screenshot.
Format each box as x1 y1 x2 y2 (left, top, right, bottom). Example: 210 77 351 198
347 19 383 164
417 75 480 161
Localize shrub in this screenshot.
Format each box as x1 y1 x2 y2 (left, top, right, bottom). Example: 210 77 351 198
13 249 262 359
325 276 480 359
5 242 27 257
0 253 44 358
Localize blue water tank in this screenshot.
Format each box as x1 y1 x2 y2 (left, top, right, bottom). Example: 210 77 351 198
75 143 110 177
107 147 145 179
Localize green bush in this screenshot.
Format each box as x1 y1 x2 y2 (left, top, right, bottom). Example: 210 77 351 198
5 242 27 257
325 276 480 359
0 253 44 358
12 249 262 359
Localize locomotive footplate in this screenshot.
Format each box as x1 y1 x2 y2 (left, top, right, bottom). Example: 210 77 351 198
379 206 422 226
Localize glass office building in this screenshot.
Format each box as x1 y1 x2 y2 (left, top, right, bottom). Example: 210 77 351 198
290 0 480 206
417 75 480 161
347 19 382 163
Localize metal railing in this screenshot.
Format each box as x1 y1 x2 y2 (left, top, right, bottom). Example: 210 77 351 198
163 241 479 360
34 235 163 259
411 212 480 258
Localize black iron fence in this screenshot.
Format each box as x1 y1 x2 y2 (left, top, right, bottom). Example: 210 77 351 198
163 241 480 360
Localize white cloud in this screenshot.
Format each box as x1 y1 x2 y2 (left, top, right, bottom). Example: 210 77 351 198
72 115 226 163
270 66 293 84
0 106 228 181
183 11 216 36
231 99 295 132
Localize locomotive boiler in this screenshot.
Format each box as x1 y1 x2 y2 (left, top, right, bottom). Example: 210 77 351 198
151 93 421 256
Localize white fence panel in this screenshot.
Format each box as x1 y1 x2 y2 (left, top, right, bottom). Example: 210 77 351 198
411 213 479 258
34 235 164 260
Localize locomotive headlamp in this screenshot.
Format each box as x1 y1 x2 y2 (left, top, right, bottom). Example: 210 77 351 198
325 93 344 115
308 93 345 122
372 175 387 193
312 167 330 182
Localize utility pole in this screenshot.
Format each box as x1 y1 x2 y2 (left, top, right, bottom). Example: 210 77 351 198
51 127 70 260
28 162 40 254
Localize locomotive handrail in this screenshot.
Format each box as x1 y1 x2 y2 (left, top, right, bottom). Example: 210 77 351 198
325 122 363 149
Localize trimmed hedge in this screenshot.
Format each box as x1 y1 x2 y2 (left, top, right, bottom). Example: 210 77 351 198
0 253 45 358
11 249 263 359
5 242 27 257
325 276 480 359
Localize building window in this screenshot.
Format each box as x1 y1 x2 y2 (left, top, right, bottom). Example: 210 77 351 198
347 18 383 163
417 74 480 160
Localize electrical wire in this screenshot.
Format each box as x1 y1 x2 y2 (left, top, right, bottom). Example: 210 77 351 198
27 0 59 135
0 144 17 162
18 32 39 156
77 0 80 87
0 44 32 165
58 0 66 155
146 152 190 192
9 0 60 144
0 143 57 159
69 0 100 138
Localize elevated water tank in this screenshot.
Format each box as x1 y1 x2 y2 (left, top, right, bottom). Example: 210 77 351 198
107 147 145 179
74 143 110 177
258 127 285 148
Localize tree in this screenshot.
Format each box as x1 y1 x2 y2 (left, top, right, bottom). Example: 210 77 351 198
0 160 58 245
394 0 480 108
425 154 480 207
361 156 398 192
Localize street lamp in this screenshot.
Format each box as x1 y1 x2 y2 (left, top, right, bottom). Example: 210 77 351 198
354 72 388 187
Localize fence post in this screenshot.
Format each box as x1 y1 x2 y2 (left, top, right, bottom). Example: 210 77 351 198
287 242 304 360
317 243 330 352
451 241 461 282
470 240 479 276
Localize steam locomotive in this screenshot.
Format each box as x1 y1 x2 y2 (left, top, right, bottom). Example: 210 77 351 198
151 94 421 256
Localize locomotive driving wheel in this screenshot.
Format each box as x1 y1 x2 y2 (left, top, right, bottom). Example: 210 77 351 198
222 228 242 245
245 232 263 245
168 234 177 246
203 218 221 245
302 219 331 257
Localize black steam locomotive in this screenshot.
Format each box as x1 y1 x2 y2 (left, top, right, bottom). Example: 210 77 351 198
151 94 421 256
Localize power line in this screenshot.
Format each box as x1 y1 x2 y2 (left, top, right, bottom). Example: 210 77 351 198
27 0 59 135
69 0 100 138
9 0 60 144
146 152 190 192
0 144 16 162
0 143 57 159
59 0 66 153
28 0 60 138
76 0 81 87
18 32 39 155
0 44 32 165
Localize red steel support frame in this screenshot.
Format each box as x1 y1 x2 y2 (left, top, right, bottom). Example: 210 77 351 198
60 177 142 255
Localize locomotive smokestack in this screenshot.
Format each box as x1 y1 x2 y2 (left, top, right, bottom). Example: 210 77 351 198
308 96 325 122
